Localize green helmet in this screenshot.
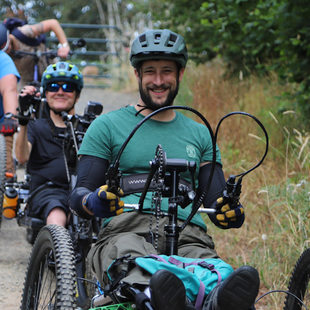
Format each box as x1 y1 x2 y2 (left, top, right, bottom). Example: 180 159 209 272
41 62 83 94
130 29 188 68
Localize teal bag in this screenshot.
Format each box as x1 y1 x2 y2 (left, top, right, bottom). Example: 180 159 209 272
135 255 234 310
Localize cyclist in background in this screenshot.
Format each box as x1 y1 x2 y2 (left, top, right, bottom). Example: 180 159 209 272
1 17 70 178
70 29 260 310
0 27 20 180
1 17 70 88
15 61 83 226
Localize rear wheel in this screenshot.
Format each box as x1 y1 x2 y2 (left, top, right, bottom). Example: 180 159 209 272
284 248 310 310
20 224 77 309
0 134 6 229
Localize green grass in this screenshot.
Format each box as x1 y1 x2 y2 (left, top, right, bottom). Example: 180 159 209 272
184 61 310 309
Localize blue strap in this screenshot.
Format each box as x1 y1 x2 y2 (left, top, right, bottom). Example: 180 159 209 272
11 28 46 46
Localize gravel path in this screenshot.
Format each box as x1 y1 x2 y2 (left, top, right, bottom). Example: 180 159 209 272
77 87 138 114
0 87 138 309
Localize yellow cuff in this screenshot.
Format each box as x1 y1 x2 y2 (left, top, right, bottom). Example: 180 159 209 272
82 194 94 216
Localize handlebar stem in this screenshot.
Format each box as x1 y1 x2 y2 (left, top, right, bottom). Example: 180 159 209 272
164 170 181 255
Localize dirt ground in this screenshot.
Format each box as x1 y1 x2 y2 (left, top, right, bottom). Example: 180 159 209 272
0 87 138 310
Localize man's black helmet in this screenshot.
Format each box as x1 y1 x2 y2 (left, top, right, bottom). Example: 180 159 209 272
130 29 188 68
0 23 9 51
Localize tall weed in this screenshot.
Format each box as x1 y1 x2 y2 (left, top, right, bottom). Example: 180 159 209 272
118 60 309 308
184 61 309 309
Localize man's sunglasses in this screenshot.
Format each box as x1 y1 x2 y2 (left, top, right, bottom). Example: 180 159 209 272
46 82 76 93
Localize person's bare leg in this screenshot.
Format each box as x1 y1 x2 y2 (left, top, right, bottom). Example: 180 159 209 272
46 208 67 226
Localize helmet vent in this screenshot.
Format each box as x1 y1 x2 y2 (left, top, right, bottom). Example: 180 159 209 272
59 62 66 70
139 34 148 47
154 33 161 44
167 33 177 47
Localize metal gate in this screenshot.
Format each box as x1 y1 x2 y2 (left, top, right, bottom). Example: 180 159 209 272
46 23 126 88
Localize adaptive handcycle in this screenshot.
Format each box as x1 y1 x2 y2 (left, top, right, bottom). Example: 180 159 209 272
19 105 289 310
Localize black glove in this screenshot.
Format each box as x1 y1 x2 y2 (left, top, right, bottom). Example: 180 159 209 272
213 196 245 229
18 94 35 126
0 118 18 136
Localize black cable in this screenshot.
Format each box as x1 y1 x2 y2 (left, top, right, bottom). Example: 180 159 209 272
255 289 308 310
214 111 269 179
107 106 269 232
107 106 217 208
111 105 216 166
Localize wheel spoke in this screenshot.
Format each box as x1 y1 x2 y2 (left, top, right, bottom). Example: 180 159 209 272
40 252 56 309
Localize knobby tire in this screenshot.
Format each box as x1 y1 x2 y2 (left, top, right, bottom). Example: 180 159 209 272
0 134 6 229
20 225 77 309
284 248 310 310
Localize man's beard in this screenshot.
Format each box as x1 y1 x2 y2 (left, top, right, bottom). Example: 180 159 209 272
139 81 179 111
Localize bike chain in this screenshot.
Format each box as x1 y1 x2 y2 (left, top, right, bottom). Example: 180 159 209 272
149 145 166 250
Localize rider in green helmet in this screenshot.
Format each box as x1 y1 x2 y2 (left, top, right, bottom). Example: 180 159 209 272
15 61 83 228
70 29 259 310
130 29 188 112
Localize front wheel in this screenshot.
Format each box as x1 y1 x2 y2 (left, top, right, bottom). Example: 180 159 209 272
284 248 310 310
20 224 77 309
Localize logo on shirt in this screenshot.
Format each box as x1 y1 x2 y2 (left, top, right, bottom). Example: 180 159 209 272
186 145 196 158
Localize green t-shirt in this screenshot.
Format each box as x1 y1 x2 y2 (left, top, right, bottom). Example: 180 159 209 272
78 105 221 231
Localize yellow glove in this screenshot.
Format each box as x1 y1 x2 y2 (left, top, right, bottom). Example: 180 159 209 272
214 197 245 229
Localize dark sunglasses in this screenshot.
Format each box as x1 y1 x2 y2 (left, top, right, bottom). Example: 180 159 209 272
46 82 76 93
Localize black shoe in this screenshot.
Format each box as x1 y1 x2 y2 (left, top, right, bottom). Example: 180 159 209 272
150 269 186 310
203 265 259 310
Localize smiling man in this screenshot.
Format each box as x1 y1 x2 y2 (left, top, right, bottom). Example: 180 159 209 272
15 61 83 227
137 59 182 113
70 29 259 310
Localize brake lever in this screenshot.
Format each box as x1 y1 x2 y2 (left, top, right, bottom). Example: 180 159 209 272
105 163 122 196
221 175 242 208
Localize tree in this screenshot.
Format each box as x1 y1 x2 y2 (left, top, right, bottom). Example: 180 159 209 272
275 0 310 119
150 0 310 123
150 0 281 75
